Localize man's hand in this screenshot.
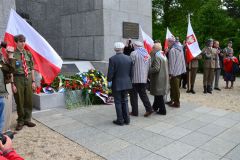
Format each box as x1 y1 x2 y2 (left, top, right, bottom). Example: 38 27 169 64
11 84 17 93
32 82 36 91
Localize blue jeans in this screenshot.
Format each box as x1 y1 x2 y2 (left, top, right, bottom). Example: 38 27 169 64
0 97 5 133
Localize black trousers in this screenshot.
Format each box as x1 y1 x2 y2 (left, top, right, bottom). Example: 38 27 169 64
152 95 166 113
129 83 152 116
113 90 130 123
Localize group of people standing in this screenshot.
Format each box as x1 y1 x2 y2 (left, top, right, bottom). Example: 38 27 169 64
107 37 239 126
183 39 239 94
107 37 186 126
0 34 36 133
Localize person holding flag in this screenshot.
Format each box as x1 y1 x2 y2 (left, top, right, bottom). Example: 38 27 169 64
11 34 36 131
185 14 202 94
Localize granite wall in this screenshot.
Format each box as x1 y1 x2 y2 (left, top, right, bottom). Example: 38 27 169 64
15 0 152 61
0 0 15 39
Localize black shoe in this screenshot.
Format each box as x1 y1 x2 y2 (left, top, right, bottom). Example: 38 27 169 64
214 88 221 91
113 120 124 126
190 90 196 94
186 90 191 93
165 101 173 105
153 107 158 112
124 121 130 125
157 111 166 115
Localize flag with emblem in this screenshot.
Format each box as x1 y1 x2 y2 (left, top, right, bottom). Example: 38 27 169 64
186 15 201 63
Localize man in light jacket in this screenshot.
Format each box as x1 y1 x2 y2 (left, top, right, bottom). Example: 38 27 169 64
129 41 153 117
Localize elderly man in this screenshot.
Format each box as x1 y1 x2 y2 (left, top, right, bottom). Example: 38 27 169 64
129 41 152 117
107 42 133 126
167 38 186 107
149 43 169 115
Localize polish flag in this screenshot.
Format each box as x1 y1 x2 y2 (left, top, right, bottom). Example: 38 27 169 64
186 15 201 63
164 27 175 51
3 9 63 84
140 26 154 54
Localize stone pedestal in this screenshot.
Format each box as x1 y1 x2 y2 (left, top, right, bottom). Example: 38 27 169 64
33 93 65 110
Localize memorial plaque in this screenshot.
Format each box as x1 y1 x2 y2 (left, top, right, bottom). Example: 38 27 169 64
60 64 80 76
123 22 139 39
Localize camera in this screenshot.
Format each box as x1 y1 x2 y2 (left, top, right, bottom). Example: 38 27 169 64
0 41 7 49
0 131 14 145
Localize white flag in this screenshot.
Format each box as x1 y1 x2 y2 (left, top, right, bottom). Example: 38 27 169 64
140 26 154 54
186 15 201 62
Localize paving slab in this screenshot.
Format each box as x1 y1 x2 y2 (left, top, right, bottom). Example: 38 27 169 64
135 134 174 152
179 132 213 147
106 145 151 160
32 99 240 160
224 144 240 160
181 149 221 160
141 153 169 160
155 141 195 160
200 138 237 156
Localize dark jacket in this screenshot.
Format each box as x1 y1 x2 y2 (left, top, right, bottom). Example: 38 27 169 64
107 53 133 92
0 58 16 97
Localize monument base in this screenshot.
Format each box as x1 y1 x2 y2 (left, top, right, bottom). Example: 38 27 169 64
33 93 65 110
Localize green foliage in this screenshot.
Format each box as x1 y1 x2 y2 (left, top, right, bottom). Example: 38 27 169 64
152 0 240 54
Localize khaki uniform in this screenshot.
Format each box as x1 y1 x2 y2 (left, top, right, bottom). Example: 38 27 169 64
201 47 217 91
13 48 34 125
187 55 201 90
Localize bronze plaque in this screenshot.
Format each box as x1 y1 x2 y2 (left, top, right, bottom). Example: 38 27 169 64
123 22 139 39
60 64 80 76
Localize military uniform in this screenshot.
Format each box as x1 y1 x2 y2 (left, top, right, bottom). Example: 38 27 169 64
201 47 217 93
187 55 201 93
12 48 34 126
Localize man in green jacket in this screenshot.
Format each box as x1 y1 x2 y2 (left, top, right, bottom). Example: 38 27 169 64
11 34 36 131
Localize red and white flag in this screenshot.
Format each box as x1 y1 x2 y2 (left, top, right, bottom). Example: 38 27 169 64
3 9 63 84
164 27 175 51
186 15 201 63
140 26 154 54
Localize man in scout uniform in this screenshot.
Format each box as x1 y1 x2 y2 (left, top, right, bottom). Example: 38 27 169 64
201 39 217 94
11 34 36 131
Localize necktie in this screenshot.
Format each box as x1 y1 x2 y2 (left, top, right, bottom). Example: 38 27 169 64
21 52 29 78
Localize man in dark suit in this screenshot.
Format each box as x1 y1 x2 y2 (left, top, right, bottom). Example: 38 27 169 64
107 42 133 126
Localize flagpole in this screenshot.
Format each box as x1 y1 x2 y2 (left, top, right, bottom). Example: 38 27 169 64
187 14 192 92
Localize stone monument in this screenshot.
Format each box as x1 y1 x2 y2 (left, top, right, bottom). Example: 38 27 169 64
14 0 152 63
0 0 152 110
